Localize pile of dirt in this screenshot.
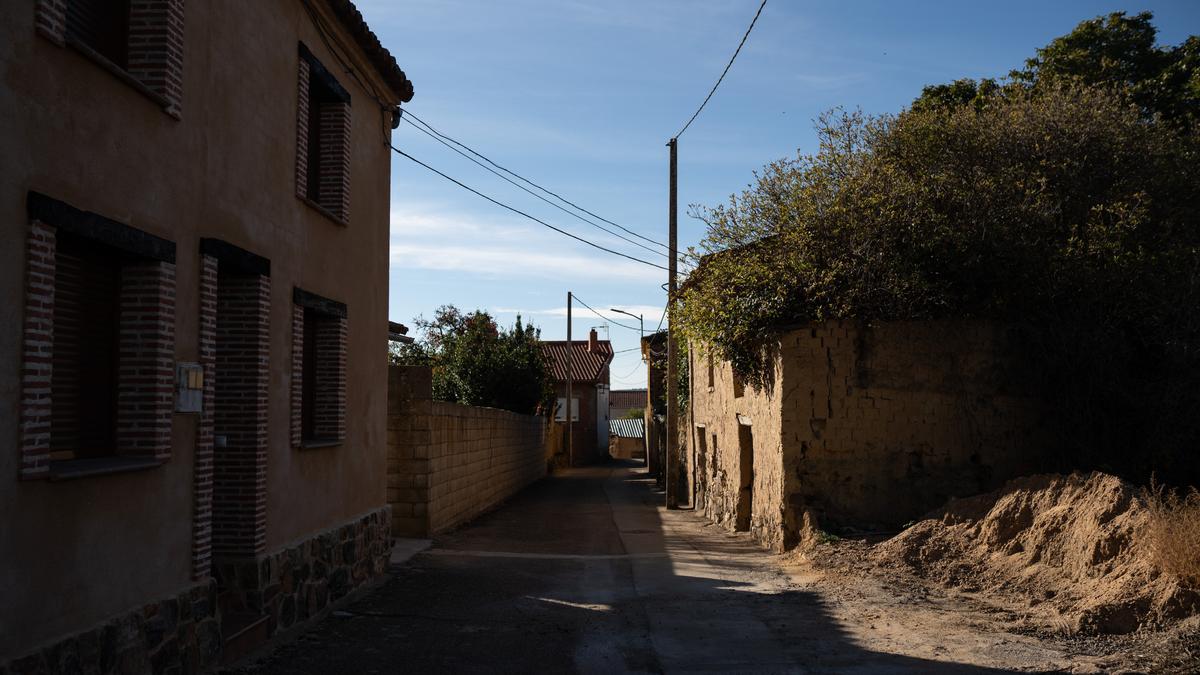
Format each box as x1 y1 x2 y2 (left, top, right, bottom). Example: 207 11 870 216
872 472 1200 634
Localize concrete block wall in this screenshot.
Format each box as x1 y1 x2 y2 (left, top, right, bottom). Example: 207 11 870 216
387 366 547 537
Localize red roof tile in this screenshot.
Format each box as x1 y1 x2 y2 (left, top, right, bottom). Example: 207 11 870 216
541 340 613 382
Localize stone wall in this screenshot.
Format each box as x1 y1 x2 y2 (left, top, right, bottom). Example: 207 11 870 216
1 579 220 675
690 320 1048 550
388 366 547 537
213 507 391 640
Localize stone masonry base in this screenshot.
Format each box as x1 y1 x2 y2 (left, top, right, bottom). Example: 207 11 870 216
214 507 392 637
1 579 221 675
1 508 392 674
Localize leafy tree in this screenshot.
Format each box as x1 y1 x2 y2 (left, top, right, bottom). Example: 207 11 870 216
390 305 553 415
914 12 1199 127
680 82 1200 483
622 408 645 420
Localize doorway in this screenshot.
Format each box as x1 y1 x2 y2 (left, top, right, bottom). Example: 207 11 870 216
736 422 754 531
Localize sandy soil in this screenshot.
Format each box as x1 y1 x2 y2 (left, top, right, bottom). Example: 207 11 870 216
783 534 1200 673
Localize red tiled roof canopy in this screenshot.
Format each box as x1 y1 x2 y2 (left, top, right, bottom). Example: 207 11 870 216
609 389 647 410
541 340 613 382
325 0 415 102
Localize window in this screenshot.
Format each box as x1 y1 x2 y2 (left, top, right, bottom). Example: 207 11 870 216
36 0 186 116
66 0 131 68
19 192 177 479
555 397 580 422
291 289 347 447
296 44 352 223
707 352 715 389
49 233 121 460
733 370 745 398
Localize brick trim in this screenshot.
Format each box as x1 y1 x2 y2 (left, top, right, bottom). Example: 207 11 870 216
125 0 186 117
291 304 305 447
313 316 347 442
18 221 57 479
193 254 217 579
317 101 352 222
212 273 271 557
116 261 176 460
35 0 186 116
295 58 311 201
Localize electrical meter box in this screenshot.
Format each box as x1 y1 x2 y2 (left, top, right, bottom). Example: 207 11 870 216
176 362 204 413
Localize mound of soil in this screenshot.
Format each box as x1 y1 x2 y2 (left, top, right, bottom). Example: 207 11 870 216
872 472 1199 634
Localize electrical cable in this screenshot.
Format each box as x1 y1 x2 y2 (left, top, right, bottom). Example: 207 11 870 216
673 0 768 139
570 295 642 332
389 145 671 272
401 117 669 261
403 109 670 253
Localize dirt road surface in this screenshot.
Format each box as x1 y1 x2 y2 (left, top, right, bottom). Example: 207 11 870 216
227 463 1131 673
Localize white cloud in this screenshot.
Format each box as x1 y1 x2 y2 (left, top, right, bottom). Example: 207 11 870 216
389 204 664 283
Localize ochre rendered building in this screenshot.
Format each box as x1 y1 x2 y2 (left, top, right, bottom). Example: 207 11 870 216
1 0 413 669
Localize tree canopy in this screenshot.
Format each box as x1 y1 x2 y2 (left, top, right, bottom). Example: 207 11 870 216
679 12 1200 482
390 305 553 416
914 11 1200 127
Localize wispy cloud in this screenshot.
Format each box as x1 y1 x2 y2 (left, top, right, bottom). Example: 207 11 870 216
389 204 663 283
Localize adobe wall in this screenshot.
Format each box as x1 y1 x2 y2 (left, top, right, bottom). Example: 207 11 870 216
689 320 1048 551
388 366 547 537
0 0 398 660
688 346 788 551
777 320 1045 531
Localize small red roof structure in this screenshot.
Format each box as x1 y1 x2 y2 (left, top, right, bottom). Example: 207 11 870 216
541 331 613 382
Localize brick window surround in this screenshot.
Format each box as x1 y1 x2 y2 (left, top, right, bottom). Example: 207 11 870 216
35 0 186 118
194 239 271 575
19 192 176 481
295 43 352 224
291 288 347 448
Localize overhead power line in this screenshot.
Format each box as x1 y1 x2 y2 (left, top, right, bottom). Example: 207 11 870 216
390 145 670 272
401 116 669 261
570 295 642 332
674 0 768 139
403 109 671 253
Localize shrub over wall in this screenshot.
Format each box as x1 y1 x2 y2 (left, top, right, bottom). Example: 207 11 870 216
390 305 553 415
680 18 1200 484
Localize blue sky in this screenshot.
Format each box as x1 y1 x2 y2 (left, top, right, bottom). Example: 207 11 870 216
358 0 1199 390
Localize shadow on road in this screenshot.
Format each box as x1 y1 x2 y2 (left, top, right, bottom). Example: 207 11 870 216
228 460 1017 674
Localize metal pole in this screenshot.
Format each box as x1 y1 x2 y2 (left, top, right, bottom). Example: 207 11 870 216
666 138 679 509
566 291 574 468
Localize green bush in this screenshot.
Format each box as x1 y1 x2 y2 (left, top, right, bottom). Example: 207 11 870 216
390 305 553 415
680 83 1200 484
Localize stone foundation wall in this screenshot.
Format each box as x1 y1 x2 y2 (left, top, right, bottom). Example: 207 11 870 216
1 579 220 675
214 507 392 638
387 366 547 537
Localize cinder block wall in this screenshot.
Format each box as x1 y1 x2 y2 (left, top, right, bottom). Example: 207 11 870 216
387 366 547 537
691 319 1048 550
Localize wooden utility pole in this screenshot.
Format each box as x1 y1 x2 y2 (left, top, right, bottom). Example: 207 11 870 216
566 291 574 468
666 138 679 509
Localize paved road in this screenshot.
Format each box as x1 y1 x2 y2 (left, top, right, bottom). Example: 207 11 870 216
230 462 1005 674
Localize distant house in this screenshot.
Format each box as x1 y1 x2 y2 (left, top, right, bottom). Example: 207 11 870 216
541 329 613 465
609 388 647 419
608 417 645 460
1 0 413 668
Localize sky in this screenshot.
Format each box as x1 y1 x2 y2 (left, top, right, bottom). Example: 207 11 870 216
357 0 1199 390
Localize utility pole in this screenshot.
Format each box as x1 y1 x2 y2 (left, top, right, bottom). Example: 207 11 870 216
666 138 679 509
566 291 574 468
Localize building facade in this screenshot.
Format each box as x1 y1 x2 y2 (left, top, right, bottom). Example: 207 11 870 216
688 320 1048 552
1 0 412 669
542 330 613 466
